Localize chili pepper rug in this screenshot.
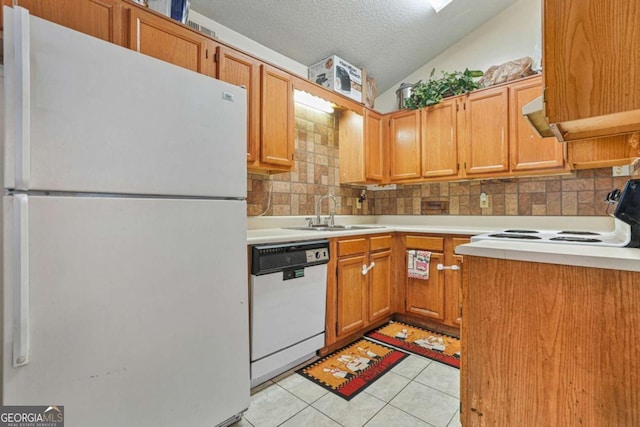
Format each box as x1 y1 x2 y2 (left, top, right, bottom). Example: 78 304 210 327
365 321 460 368
296 339 408 401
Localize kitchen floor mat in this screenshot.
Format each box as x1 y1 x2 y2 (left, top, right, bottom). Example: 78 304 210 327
296 339 408 401
365 321 460 368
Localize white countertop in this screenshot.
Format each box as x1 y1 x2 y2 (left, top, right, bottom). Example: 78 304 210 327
455 240 640 272
247 223 495 245
246 215 640 272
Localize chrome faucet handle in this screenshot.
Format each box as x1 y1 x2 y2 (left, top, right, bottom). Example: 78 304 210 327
304 217 314 227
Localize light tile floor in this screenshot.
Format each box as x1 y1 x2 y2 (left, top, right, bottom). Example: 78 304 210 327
235 352 461 427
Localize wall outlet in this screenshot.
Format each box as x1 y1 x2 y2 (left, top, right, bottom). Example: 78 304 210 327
612 164 632 177
479 192 489 209
356 199 362 209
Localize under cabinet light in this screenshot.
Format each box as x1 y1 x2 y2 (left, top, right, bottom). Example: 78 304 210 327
294 90 334 113
429 0 453 13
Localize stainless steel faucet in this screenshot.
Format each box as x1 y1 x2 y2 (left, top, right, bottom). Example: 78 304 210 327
315 194 337 226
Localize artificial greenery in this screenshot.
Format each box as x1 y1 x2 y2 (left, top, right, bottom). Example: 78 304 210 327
404 68 484 110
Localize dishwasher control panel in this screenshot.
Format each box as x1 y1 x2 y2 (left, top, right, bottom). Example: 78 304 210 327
305 248 329 263
251 240 330 276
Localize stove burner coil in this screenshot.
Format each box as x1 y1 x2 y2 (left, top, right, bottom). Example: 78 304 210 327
558 231 601 236
549 237 603 243
488 233 543 240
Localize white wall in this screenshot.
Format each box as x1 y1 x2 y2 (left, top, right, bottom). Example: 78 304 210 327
188 10 308 78
375 0 542 113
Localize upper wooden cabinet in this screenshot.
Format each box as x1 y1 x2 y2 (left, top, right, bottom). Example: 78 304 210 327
509 76 567 171
463 86 509 175
259 64 295 170
216 46 261 164
386 76 571 184
215 48 296 173
421 98 460 179
5 0 124 45
338 109 385 184
125 5 216 77
364 110 386 182
389 109 421 181
543 0 640 141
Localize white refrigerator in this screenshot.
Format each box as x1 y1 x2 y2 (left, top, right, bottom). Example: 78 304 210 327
2 6 250 427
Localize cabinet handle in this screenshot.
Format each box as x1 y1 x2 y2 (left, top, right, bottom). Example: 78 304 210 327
437 263 459 271
362 262 376 275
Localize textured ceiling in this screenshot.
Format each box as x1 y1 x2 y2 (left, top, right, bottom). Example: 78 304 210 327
190 0 520 94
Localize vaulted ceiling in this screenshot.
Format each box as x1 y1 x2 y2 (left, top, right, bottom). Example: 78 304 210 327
190 0 521 94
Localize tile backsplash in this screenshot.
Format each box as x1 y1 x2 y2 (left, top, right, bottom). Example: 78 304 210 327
247 105 635 217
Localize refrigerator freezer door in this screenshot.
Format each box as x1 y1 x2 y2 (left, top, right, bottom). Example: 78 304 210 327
2 195 249 426
3 7 246 198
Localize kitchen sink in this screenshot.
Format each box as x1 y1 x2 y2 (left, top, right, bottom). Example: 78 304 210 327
284 225 386 232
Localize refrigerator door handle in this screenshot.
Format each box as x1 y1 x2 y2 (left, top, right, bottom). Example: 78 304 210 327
12 7 31 190
12 194 30 367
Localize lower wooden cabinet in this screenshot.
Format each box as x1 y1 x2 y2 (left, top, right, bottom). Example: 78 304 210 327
332 234 393 341
403 234 469 328
462 256 640 426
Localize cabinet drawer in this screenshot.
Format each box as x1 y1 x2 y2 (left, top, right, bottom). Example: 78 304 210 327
337 238 367 257
369 234 392 252
405 235 444 251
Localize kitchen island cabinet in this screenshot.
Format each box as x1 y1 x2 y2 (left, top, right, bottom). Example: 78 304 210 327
461 255 640 426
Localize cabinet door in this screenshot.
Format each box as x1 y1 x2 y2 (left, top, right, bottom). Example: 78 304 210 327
389 109 421 181
406 252 445 320
422 98 459 178
260 64 294 168
9 0 123 45
444 255 464 327
216 46 261 164
365 110 385 181
127 6 215 76
368 250 392 323
510 77 566 171
338 110 365 183
336 255 367 337
543 0 640 123
463 87 509 175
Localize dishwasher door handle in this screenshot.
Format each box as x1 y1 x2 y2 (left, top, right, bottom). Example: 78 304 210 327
361 262 375 275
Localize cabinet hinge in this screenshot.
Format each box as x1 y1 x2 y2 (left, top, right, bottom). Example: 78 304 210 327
456 103 459 112
464 162 467 169
463 102 466 110
206 49 209 59
213 53 218 63
543 87 547 103
456 163 460 171
335 321 338 335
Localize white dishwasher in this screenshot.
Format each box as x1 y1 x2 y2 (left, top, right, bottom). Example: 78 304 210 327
250 240 330 387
